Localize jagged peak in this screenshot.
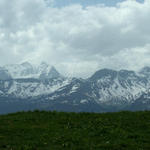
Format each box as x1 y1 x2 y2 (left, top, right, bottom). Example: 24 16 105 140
20 62 33 68
118 69 137 79
39 65 62 79
119 69 136 75
1 62 63 79
50 66 58 72
94 68 117 74
37 62 50 73
119 69 134 73
39 61 49 67
90 68 117 80
140 66 150 74
21 61 31 66
49 66 61 76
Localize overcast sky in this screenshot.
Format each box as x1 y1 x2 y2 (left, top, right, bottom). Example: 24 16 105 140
0 0 149 78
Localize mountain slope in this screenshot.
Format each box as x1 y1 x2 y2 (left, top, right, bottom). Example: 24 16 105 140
0 63 150 113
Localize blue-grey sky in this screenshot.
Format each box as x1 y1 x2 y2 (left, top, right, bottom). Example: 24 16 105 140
52 0 144 7
0 0 149 77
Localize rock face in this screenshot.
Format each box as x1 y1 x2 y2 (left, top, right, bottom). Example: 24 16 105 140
0 63 150 114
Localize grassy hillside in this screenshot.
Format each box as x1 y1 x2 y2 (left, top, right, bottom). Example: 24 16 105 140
0 111 150 150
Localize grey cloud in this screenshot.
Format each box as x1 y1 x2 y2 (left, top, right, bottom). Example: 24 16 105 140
0 0 150 77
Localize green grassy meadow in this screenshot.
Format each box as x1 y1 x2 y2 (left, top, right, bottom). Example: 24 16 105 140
0 110 150 150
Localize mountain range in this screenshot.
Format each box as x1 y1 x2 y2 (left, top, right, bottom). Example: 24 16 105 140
0 62 150 114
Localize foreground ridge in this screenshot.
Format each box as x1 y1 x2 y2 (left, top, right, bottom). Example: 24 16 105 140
0 110 150 150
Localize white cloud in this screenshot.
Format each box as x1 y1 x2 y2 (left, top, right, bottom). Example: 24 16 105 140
0 0 150 77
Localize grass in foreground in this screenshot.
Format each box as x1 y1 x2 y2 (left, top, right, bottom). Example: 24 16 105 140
0 110 150 150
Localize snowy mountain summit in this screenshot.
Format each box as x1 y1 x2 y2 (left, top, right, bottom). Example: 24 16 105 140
3 62 61 79
0 63 150 114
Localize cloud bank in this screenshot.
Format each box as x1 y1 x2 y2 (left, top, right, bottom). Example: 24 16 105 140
0 0 149 77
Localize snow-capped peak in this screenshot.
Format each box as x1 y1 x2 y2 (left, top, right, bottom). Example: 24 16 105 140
49 66 61 78
139 66 150 76
37 62 51 74
20 62 33 68
90 68 117 81
39 65 62 79
3 62 62 79
4 62 35 79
